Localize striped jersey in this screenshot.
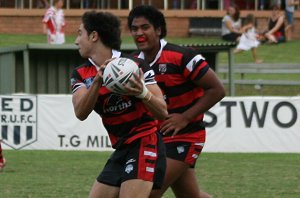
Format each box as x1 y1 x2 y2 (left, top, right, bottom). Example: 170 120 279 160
71 51 158 149
136 39 209 143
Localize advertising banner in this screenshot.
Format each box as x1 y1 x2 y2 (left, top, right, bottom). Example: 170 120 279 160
1 95 299 152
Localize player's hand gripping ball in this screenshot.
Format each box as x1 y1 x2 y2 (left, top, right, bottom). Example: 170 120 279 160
103 57 140 94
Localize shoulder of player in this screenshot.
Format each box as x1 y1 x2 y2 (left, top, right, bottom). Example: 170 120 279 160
164 42 198 58
121 53 148 68
73 60 94 71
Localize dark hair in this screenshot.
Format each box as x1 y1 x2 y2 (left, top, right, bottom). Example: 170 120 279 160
228 4 240 21
82 11 121 50
244 13 255 25
127 5 167 39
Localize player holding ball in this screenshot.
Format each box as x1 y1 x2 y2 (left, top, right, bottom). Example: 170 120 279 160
71 11 168 198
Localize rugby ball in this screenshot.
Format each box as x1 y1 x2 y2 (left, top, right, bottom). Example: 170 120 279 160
103 57 140 94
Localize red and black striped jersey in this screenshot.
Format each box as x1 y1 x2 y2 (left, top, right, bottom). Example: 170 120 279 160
135 40 209 143
71 52 158 149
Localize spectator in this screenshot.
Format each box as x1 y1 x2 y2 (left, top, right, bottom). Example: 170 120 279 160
0 140 6 172
42 0 66 44
221 4 242 42
234 14 263 64
37 0 49 8
285 0 299 41
264 4 286 43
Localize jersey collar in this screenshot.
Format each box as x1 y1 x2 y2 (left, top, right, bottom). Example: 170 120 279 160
138 39 167 67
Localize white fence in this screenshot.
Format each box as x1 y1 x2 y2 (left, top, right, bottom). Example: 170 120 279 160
1 94 300 152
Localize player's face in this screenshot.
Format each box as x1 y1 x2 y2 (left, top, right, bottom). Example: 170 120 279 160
130 17 161 52
75 24 92 58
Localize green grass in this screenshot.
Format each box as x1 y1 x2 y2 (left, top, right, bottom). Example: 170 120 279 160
1 151 300 198
1 34 300 96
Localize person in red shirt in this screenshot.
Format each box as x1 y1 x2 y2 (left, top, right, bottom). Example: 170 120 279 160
71 11 168 198
0 140 6 172
128 5 225 198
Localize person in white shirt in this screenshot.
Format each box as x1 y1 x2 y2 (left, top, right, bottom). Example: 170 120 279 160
42 0 66 44
285 0 299 41
234 14 263 64
221 4 242 42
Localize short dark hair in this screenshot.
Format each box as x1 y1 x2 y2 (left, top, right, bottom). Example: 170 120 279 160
82 11 121 50
127 5 167 39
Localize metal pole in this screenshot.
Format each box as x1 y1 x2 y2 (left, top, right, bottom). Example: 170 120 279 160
228 48 235 96
23 49 30 93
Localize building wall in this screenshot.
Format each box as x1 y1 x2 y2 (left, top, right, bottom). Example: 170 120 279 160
0 9 299 39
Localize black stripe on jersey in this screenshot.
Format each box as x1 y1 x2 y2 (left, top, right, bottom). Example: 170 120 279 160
195 148 203 152
163 121 205 137
168 98 197 114
145 144 156 149
105 114 155 138
145 159 156 164
157 81 195 98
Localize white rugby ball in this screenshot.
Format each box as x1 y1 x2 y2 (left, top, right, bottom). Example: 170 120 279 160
103 57 140 94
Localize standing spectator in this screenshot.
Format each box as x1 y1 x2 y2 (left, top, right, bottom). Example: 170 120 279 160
221 4 242 42
264 4 286 43
285 0 299 41
71 11 168 198
0 140 6 172
128 5 225 198
42 0 66 44
234 14 263 64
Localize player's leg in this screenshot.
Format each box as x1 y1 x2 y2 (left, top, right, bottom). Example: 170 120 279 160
171 168 212 198
89 180 119 198
123 132 166 198
120 179 153 198
0 140 6 171
150 157 190 198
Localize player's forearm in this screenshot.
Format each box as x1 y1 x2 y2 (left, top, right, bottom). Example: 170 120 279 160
142 92 168 120
72 81 102 120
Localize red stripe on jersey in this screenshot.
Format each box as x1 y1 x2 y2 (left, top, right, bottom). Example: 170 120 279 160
125 127 157 145
190 61 208 80
168 87 204 109
163 129 206 144
77 66 97 79
155 74 186 87
157 50 183 67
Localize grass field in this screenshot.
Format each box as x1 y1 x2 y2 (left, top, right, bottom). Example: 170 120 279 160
1 34 300 96
1 150 300 198
1 35 300 197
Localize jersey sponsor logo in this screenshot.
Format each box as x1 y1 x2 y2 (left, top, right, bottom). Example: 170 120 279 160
158 64 167 74
103 94 132 114
177 146 185 154
126 158 136 164
125 164 134 174
0 96 37 150
83 77 94 88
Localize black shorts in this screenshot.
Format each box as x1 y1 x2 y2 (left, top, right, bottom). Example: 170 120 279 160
165 141 204 168
222 32 241 42
97 132 166 189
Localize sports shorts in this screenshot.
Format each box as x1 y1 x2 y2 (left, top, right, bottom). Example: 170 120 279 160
285 10 294 25
165 141 204 168
97 132 166 189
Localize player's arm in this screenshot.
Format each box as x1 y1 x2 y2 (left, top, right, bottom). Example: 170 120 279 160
142 83 168 120
126 69 168 120
161 68 225 136
72 66 104 121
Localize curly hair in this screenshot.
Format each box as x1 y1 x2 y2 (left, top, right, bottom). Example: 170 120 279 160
82 11 121 50
127 5 167 39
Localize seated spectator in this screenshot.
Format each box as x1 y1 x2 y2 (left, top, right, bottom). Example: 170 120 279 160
221 4 242 42
234 14 263 64
263 4 286 43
